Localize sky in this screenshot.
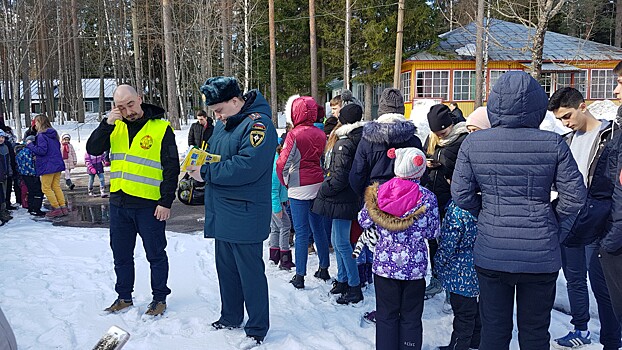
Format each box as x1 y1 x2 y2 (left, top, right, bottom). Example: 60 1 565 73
1 105 619 349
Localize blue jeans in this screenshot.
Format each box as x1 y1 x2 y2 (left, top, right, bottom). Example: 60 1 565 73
109 204 170 301
332 219 360 287
289 198 330 276
88 173 105 189
356 245 373 264
560 244 590 331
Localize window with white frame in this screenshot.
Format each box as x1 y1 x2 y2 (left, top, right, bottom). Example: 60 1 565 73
400 71 412 102
84 101 94 113
415 70 449 100
555 71 587 97
539 73 553 96
488 70 507 93
453 70 476 101
590 69 617 99
373 82 392 105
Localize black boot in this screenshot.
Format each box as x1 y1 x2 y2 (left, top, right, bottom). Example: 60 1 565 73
358 264 367 288
330 281 349 295
313 267 331 281
337 284 364 305
290 274 305 289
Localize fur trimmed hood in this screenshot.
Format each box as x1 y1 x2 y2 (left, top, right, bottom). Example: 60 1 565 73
364 182 426 232
335 121 367 138
362 115 417 144
284 94 300 126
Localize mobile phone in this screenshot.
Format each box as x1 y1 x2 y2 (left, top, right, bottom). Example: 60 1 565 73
92 326 130 350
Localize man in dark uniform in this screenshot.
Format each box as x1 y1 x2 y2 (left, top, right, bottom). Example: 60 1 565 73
87 84 180 316
187 77 277 344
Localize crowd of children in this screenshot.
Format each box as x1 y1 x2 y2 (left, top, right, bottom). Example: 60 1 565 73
0 114 110 223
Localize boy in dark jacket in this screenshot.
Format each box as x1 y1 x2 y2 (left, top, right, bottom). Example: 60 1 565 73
593 61 622 326
548 87 620 350
0 130 13 224
451 71 586 350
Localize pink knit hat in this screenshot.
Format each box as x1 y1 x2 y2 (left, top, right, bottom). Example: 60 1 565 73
466 106 491 130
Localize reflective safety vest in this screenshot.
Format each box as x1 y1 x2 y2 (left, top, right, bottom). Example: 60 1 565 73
109 119 169 200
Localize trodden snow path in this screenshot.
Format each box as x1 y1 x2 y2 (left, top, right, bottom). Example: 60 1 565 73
0 208 608 349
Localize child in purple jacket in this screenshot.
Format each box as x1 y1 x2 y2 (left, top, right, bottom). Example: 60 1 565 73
358 147 440 350
85 152 108 198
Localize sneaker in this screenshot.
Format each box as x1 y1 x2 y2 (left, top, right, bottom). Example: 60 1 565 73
104 299 133 313
308 244 316 255
313 267 331 281
60 206 69 216
88 189 94 196
362 310 376 324
29 210 47 217
6 204 17 210
424 277 443 300
211 320 241 330
145 300 166 316
553 330 591 348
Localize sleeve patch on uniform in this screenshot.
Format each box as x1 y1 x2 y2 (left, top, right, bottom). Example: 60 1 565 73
250 130 265 147
249 113 262 120
251 122 266 131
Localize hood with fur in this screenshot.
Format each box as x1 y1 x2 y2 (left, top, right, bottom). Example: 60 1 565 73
364 182 426 232
362 113 416 144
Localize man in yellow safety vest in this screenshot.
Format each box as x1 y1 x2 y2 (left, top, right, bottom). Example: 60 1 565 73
87 84 180 316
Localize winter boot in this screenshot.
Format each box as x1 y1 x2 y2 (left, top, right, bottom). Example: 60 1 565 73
45 207 64 218
88 187 94 196
365 262 374 285
290 274 305 289
60 206 69 216
0 203 13 222
104 298 133 313
313 267 331 281
279 250 295 270
337 284 364 305
358 264 367 288
145 300 166 316
330 281 349 295
424 277 443 300
269 247 280 265
100 186 108 198
211 320 241 330
66 179 75 190
362 310 376 324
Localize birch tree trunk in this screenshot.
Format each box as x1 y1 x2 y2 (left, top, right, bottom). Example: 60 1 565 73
268 0 277 124
71 0 85 123
344 0 351 90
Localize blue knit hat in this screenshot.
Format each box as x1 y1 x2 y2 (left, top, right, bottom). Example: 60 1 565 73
200 77 242 106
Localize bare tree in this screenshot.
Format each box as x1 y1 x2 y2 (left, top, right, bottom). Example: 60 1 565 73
493 0 568 80
132 0 144 94
309 0 318 101
71 0 85 123
268 0 277 124
616 0 621 47
162 0 180 129
474 0 486 107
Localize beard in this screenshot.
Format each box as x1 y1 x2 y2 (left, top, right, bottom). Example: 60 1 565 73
124 113 140 122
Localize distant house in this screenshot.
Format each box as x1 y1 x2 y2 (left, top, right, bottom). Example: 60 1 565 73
400 18 622 118
20 78 117 114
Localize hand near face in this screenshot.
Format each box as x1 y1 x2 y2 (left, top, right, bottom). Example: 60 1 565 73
107 108 123 125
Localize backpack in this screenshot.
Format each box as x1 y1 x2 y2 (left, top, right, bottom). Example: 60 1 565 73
177 173 205 206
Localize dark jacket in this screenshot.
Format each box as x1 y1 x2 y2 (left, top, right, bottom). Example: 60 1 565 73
592 133 622 254
451 71 586 274
425 127 468 210
188 119 214 148
450 108 465 124
324 116 338 136
23 127 37 140
561 120 619 247
0 143 11 181
86 103 180 209
312 121 365 220
349 113 425 197
26 128 66 176
201 91 278 243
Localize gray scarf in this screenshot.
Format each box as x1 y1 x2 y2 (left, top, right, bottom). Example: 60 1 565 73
438 122 468 147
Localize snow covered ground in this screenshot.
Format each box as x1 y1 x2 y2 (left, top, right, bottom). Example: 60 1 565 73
0 209 610 350
1 108 619 349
